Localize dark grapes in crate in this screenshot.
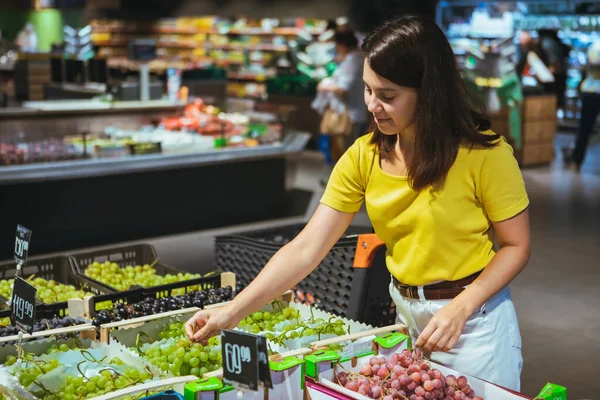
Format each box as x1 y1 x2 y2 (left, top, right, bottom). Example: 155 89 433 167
0 316 88 346
93 286 234 326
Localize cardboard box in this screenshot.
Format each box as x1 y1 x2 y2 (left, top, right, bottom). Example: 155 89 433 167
539 120 557 142
540 142 555 162
519 142 555 166
523 95 557 120
520 144 543 165
522 119 557 144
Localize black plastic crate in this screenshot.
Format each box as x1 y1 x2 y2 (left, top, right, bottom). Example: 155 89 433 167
0 255 113 317
70 244 223 298
215 224 396 327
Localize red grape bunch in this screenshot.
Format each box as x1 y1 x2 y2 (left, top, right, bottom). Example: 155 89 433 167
336 349 484 400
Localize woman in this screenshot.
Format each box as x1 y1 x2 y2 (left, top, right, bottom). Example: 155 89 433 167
186 16 530 391
313 29 367 164
563 38 600 171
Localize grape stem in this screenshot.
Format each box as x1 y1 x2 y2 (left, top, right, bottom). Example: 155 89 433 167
80 350 100 363
77 360 91 382
135 332 152 356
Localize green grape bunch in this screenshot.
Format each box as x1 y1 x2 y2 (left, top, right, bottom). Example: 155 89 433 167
85 262 201 291
236 302 351 347
237 305 301 334
139 323 221 378
7 349 155 400
0 277 93 304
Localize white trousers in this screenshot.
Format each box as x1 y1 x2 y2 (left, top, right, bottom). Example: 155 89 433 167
389 281 523 391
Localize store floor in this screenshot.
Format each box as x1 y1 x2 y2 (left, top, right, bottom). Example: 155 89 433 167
132 133 598 399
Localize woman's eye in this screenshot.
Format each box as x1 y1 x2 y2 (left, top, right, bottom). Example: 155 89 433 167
364 87 372 94
382 95 395 101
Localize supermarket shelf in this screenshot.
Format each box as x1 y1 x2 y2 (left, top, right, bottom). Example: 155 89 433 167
0 132 310 184
157 41 199 49
227 72 275 81
92 26 209 35
209 44 289 52
93 40 127 47
215 59 268 66
0 100 185 117
91 26 324 36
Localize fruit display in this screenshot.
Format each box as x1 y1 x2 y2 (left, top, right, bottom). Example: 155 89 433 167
335 349 484 400
159 99 245 137
0 140 82 166
84 261 203 292
238 303 349 345
138 322 222 377
92 286 235 326
1 339 164 400
0 316 88 340
0 277 94 305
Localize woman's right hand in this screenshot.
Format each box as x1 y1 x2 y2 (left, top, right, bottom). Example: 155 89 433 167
185 305 239 343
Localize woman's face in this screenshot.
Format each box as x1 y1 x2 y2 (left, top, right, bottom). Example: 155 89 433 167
363 60 418 135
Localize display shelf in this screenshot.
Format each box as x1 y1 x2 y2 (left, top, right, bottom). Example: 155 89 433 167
210 44 289 52
91 25 323 36
227 72 275 81
0 132 309 184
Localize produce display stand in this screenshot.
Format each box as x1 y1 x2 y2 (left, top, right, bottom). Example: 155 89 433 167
216 226 394 327
187 324 406 400
0 254 114 317
94 271 236 343
98 301 229 344
70 243 231 297
303 332 563 400
0 321 96 345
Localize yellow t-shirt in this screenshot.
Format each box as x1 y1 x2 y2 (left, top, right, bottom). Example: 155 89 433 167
320 132 529 286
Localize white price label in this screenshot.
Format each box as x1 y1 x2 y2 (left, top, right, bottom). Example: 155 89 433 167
342 335 376 359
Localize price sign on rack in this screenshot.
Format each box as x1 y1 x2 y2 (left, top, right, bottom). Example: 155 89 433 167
10 277 37 334
14 225 32 273
221 330 272 391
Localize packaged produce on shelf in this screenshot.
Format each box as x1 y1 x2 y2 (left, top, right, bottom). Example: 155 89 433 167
0 139 83 166
160 99 244 137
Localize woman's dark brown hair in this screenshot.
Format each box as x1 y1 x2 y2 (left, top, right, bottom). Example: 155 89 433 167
334 29 359 50
362 15 498 191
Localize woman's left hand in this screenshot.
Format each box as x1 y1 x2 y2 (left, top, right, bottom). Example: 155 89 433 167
414 301 470 352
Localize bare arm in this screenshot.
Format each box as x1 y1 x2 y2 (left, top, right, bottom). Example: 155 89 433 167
416 209 531 351
186 204 355 341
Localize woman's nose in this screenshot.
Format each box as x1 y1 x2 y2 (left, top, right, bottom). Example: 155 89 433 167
367 97 382 113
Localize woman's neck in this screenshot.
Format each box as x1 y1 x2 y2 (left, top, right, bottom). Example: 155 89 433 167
398 124 415 147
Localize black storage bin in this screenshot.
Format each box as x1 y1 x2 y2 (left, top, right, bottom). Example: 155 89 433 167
0 255 112 317
215 224 395 327
71 244 223 299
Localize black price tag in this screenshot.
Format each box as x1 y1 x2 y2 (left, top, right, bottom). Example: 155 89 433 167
14 225 32 268
257 335 273 389
221 330 272 391
11 277 37 334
